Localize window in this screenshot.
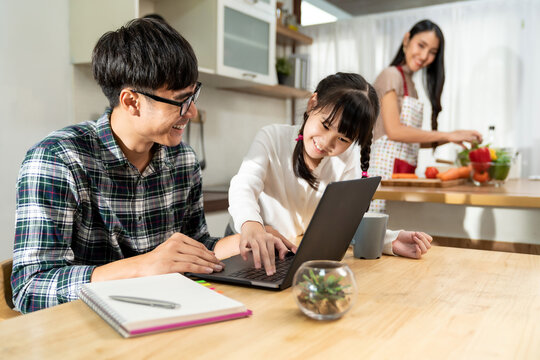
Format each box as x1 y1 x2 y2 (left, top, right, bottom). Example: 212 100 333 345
301 0 351 26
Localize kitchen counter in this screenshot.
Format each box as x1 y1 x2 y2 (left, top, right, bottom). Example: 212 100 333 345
203 179 540 214
200 180 540 253
374 179 540 254
202 188 228 213
203 191 228 212
374 179 540 208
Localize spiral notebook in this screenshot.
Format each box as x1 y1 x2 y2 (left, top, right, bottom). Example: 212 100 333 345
79 273 252 338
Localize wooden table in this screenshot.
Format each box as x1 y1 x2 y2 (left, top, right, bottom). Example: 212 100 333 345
1 246 539 359
374 179 540 208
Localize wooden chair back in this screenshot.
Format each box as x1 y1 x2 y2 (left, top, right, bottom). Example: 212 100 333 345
1 259 20 320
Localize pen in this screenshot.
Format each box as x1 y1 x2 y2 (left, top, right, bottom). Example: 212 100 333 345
109 295 181 309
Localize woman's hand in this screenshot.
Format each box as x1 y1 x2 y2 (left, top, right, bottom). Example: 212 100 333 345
392 231 433 259
381 91 483 146
240 221 295 275
91 232 224 282
447 130 483 147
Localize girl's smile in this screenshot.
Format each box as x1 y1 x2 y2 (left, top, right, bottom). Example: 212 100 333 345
312 138 326 154
302 105 352 170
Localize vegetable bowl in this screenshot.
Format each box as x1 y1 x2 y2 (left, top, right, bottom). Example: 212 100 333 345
470 148 514 186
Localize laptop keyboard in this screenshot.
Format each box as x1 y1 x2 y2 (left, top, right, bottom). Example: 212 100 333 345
228 254 295 282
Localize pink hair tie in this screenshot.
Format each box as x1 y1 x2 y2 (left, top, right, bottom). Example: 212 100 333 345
362 171 369 178
295 134 304 142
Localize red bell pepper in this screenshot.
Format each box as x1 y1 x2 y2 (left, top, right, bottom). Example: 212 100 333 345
469 147 491 172
393 158 416 174
469 147 491 162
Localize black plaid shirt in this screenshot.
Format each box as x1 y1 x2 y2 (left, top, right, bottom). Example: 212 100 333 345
12 112 216 313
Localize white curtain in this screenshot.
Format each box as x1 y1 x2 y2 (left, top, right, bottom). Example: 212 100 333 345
299 0 540 177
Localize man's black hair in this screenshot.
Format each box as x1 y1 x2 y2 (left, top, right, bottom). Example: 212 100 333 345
92 17 198 108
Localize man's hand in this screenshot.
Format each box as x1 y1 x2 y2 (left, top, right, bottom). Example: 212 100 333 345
134 233 225 275
392 231 433 259
240 222 296 276
91 232 224 282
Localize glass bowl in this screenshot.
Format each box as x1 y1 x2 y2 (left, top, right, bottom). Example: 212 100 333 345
471 161 511 187
292 260 357 320
470 148 515 187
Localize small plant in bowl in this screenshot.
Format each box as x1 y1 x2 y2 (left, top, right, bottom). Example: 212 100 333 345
275 57 291 85
293 260 357 320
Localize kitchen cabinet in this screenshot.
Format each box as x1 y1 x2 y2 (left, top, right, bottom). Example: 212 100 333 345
219 23 313 99
70 0 276 85
69 0 312 99
156 0 276 85
239 0 275 15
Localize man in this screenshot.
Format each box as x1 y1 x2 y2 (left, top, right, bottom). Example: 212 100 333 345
12 18 228 313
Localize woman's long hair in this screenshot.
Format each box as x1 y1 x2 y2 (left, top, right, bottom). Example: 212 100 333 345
390 19 445 138
293 73 379 190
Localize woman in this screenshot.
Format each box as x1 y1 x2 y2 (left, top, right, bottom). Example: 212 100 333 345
369 19 482 212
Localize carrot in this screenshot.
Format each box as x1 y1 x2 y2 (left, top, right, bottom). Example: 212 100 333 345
457 166 471 179
436 167 461 181
392 173 419 179
436 166 470 181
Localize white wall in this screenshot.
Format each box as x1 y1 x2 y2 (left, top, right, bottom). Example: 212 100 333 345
0 0 288 261
0 0 74 261
197 88 288 186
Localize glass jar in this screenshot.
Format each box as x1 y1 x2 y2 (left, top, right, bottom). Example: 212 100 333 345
292 260 357 320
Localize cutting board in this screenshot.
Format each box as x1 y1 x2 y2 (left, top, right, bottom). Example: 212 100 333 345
381 178 467 187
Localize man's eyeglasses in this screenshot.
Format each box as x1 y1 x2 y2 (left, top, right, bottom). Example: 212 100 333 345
132 82 202 117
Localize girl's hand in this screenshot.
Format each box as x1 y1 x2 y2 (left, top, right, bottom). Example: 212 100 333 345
240 221 295 275
392 231 433 259
264 225 298 255
447 130 483 148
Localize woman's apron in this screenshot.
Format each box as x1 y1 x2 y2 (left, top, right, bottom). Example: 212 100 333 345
369 66 424 213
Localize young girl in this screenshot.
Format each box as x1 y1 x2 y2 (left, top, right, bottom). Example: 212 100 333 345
225 73 432 276
369 19 482 212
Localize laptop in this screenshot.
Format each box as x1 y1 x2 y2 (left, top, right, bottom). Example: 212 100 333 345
190 176 381 290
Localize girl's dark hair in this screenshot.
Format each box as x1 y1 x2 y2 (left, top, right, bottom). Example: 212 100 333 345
92 17 198 108
390 19 445 141
293 72 379 190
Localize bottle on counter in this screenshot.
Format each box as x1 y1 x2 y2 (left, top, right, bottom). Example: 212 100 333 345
486 125 496 146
